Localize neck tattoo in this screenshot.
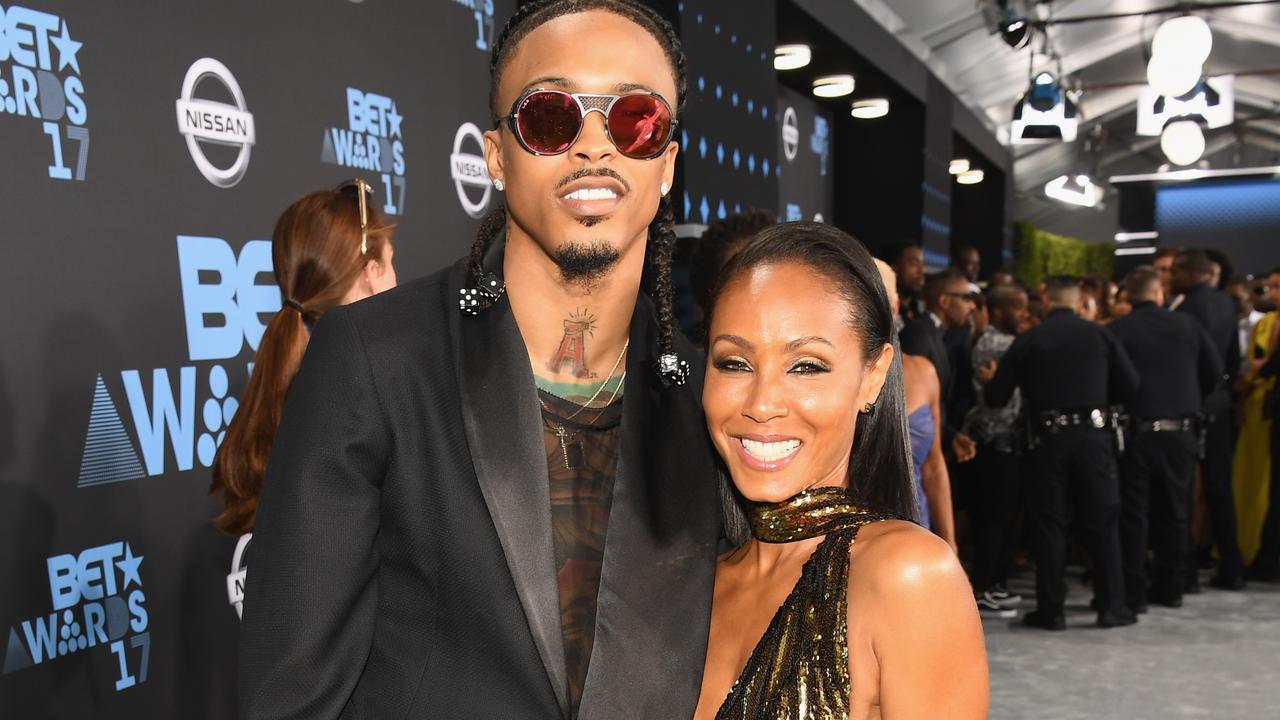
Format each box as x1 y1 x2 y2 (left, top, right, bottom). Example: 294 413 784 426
540 339 628 471
547 308 599 379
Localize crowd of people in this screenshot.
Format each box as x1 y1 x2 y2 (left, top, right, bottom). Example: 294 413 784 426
882 243 1280 627
690 213 1280 631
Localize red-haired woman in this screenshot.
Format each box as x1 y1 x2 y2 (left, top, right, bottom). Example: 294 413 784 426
211 181 395 614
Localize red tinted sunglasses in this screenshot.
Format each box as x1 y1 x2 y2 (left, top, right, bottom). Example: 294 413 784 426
504 88 677 160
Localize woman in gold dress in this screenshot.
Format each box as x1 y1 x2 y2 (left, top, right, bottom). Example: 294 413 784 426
692 222 988 719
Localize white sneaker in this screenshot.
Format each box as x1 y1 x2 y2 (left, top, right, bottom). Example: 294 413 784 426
977 596 1017 618
985 586 1022 609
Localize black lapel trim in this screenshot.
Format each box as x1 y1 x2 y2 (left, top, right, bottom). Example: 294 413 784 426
576 296 720 719
450 251 570 716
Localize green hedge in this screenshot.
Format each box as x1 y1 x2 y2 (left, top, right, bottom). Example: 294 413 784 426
1013 221 1114 287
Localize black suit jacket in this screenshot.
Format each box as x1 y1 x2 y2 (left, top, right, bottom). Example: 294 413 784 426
238 256 720 719
985 308 1139 414
900 315 953 407
1108 302 1223 418
1175 282 1238 394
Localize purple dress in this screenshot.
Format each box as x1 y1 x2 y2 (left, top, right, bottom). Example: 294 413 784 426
907 403 935 529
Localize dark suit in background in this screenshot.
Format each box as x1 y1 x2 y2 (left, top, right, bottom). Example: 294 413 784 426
237 256 720 719
901 314 953 418
1175 282 1245 583
1110 302 1223 607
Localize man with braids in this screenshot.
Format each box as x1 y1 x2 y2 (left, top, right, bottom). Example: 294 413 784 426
237 3 719 718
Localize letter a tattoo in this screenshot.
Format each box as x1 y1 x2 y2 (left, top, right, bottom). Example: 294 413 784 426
547 309 598 378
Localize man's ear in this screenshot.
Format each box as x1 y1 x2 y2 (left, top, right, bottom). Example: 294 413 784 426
661 137 679 195
483 128 504 187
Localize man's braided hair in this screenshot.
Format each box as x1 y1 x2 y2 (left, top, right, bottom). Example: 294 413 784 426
468 0 686 369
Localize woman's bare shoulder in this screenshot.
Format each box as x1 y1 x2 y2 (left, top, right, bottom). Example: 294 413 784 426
849 520 966 598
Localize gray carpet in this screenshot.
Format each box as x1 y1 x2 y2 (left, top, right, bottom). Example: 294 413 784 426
984 571 1280 719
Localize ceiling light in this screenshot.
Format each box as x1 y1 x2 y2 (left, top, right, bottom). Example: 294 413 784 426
1152 16 1213 65
774 44 811 71
1161 119 1205 166
949 158 971 175
957 169 985 185
1044 173 1103 207
982 1 1035 50
1010 72 1077 143
1137 75 1233 136
1147 56 1202 99
850 98 889 119
1114 231 1159 243
1001 16 1032 49
812 75 855 98
1115 247 1158 256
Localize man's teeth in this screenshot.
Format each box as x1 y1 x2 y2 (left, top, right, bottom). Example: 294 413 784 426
740 438 801 462
564 187 619 201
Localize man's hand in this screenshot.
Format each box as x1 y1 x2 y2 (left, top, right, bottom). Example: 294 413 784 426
952 433 977 463
976 360 997 384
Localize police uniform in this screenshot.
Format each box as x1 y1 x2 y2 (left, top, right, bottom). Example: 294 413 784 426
985 307 1139 625
1174 282 1245 585
1109 301 1223 607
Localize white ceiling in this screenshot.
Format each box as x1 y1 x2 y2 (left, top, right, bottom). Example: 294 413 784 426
853 0 1280 233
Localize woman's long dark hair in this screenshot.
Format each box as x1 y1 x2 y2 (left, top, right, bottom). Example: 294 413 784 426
707 222 917 543
209 190 393 535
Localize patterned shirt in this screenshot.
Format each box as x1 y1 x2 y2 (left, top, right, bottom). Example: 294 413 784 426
538 389 622 718
962 327 1021 453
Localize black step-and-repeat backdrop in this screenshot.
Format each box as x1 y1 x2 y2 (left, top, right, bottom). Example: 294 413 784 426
777 84 832 223
0 1 514 717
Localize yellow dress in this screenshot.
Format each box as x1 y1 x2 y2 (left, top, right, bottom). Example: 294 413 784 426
1233 312 1275 564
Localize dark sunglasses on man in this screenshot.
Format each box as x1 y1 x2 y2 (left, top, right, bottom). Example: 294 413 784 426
501 87 677 160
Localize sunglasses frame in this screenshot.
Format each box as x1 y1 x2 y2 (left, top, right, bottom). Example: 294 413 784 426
504 87 678 160
335 178 374 255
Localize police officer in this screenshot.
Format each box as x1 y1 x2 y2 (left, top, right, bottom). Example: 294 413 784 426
1109 267 1223 610
1170 249 1246 589
986 276 1140 629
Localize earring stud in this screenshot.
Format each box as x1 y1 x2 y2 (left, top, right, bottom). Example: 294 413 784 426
660 181 670 197
493 178 505 192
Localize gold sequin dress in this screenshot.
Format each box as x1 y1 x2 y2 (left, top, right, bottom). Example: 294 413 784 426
717 486 895 719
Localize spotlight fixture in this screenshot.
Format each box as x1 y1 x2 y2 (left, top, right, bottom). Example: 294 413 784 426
812 74 855 98
1044 173 1103 208
1010 72 1077 143
774 44 812 71
981 1 1034 50
1001 16 1031 49
1136 75 1234 137
1160 119 1205 166
850 98 889 119
949 158 971 175
957 169 985 185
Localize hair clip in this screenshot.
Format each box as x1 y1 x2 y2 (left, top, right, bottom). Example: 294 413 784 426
459 273 506 316
656 352 689 386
